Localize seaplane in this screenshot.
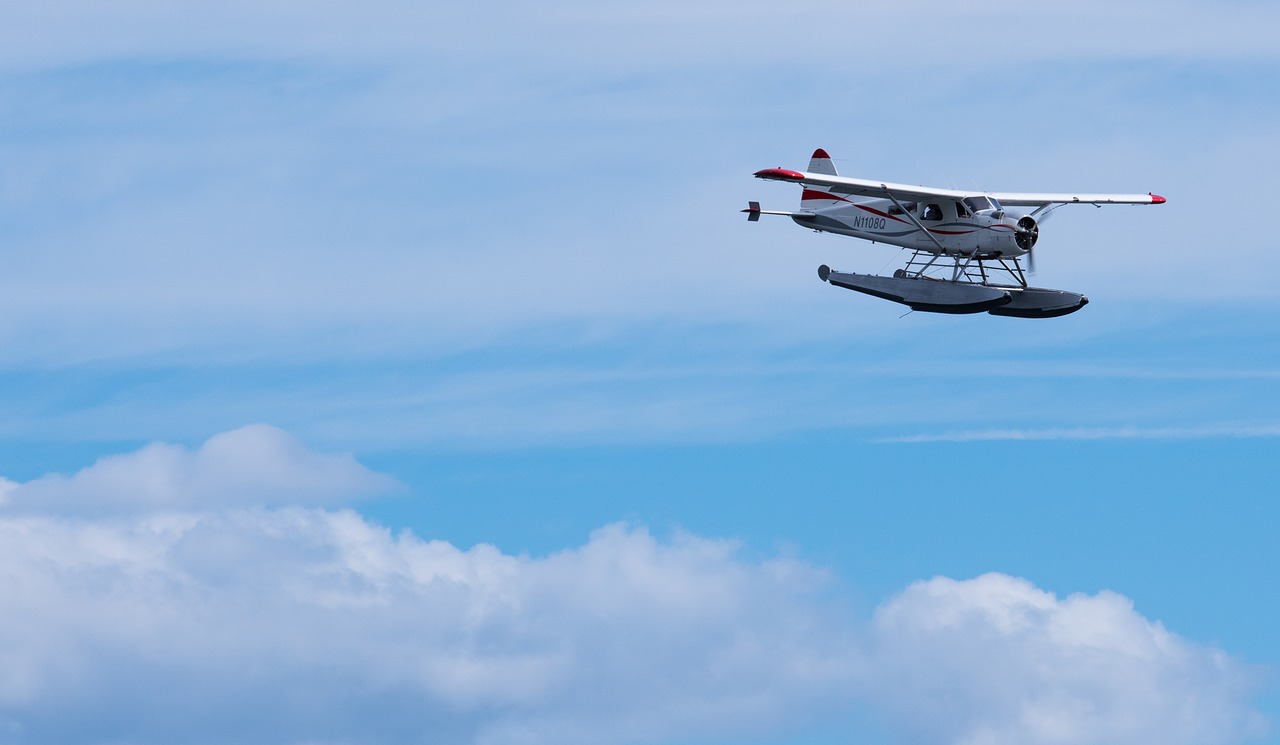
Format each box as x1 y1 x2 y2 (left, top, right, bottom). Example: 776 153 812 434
745 149 1165 317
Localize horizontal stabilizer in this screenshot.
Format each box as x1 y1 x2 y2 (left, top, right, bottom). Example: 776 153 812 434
742 202 806 221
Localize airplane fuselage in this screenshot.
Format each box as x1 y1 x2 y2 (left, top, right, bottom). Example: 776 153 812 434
791 196 1031 260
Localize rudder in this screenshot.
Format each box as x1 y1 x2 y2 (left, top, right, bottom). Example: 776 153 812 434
801 148 847 208
807 148 838 176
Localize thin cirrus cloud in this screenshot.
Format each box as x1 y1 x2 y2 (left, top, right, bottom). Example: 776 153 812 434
0 427 1265 744
878 424 1280 444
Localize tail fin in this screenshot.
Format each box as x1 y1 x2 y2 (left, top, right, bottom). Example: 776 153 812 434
807 148 838 176
801 148 847 208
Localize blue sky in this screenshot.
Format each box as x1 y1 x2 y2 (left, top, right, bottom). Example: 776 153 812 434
0 2 1277 744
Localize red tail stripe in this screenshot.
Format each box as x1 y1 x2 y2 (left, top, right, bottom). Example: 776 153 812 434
802 189 850 203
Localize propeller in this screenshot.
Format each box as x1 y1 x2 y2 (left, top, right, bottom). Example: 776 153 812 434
1015 215 1039 273
1018 204 1072 274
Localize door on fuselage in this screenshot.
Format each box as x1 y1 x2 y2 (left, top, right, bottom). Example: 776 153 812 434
952 200 980 253
919 202 945 251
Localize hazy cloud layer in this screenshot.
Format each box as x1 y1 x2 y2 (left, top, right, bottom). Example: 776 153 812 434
2 0 1277 72
0 429 1264 744
0 1 1277 451
0 1 1276 371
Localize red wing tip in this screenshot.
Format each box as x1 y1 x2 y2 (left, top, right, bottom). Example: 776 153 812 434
1149 193 1167 204
812 148 831 160
754 168 805 181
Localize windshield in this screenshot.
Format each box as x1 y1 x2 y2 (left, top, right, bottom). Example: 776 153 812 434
963 196 997 213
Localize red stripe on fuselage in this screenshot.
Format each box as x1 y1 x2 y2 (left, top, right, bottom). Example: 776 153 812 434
802 189 850 202
855 204 908 224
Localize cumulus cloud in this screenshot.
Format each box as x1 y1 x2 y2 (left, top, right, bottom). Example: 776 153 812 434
0 424 398 514
0 513 858 745
865 574 1267 745
0 429 1265 745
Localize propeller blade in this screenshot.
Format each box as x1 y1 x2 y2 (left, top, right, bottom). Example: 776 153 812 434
1032 204 1064 225
1014 215 1039 275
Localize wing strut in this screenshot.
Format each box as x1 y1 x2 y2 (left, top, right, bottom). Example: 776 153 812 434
881 186 948 254
952 247 982 283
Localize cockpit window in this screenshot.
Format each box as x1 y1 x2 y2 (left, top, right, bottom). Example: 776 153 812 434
963 196 997 213
954 201 971 218
922 203 943 221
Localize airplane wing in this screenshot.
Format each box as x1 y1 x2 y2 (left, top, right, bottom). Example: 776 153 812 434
753 168 970 202
753 168 1166 206
985 190 1165 206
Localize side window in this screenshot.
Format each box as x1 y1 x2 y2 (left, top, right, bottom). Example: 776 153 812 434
954 201 971 218
922 203 943 221
887 204 904 216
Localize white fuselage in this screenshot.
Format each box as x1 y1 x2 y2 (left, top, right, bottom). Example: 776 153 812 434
793 195 1033 259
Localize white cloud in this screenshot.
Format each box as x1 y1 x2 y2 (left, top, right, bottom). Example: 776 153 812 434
864 574 1267 745
0 424 398 514
0 430 1266 744
0 513 859 745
